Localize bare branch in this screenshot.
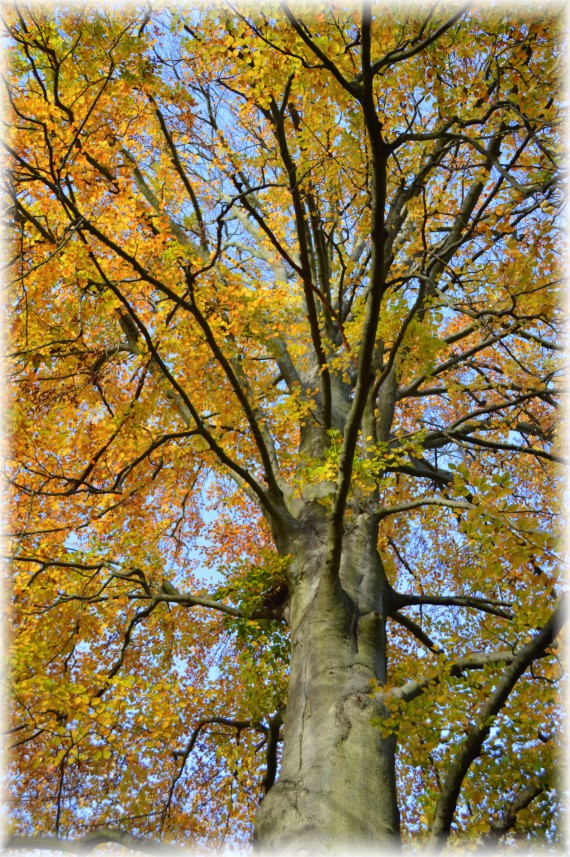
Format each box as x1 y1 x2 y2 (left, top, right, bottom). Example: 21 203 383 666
5 219 83 287
393 592 514 621
377 495 475 519
137 584 284 622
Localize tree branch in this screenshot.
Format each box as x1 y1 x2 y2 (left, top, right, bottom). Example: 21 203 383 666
279 2 359 96
377 495 475 520
448 433 564 465
185 281 288 503
92 264 281 519
393 592 514 621
428 603 565 850
390 610 443 654
381 648 517 706
149 96 209 255
325 47 389 586
369 7 470 76
262 710 283 794
268 105 332 429
93 599 160 698
480 781 545 846
136 582 284 621
4 830 180 854
120 145 202 254
161 717 268 833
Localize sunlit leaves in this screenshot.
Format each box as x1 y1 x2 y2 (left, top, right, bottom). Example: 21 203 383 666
5 1 563 851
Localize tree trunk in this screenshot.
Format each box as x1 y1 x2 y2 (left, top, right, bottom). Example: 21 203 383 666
255 513 400 853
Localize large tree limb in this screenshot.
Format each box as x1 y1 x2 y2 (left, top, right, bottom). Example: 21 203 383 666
381 648 517 706
377 495 475 519
142 580 284 621
262 710 284 794
120 145 203 255
393 591 514 621
428 603 565 850
3 830 180 854
325 45 390 586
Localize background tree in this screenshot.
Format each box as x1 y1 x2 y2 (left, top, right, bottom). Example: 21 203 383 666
4 2 565 853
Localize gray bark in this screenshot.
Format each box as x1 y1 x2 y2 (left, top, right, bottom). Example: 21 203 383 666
254 513 400 853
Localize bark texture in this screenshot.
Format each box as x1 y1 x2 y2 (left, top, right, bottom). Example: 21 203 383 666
255 514 400 853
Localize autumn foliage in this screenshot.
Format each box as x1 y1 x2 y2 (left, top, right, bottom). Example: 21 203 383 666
4 3 564 853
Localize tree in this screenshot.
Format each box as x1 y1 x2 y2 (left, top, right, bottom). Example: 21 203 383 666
4 2 565 853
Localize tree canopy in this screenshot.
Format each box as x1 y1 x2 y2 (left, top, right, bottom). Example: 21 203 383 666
4 2 565 853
